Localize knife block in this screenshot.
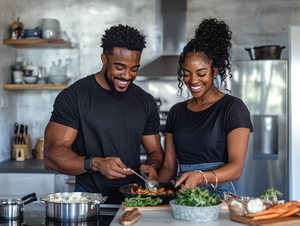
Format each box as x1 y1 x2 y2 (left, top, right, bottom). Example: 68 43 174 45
12 144 27 161
11 134 32 160
15 148 25 161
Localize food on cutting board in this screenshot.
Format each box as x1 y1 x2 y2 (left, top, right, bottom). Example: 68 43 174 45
125 195 162 207
131 187 173 195
175 187 220 207
225 188 286 217
246 200 300 220
247 198 264 214
260 188 283 206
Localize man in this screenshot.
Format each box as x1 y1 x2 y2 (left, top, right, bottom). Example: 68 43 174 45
44 24 163 203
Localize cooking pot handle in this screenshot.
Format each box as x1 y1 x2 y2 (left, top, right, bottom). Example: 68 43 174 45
100 195 108 204
281 46 286 49
23 196 38 206
21 192 36 201
92 195 108 205
245 48 251 51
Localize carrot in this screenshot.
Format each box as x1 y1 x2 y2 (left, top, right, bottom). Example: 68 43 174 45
132 183 138 186
274 208 291 216
253 213 280 220
287 201 300 208
246 214 257 218
270 202 292 209
255 208 283 216
278 207 300 218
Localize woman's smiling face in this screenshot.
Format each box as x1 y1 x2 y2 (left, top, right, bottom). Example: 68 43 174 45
182 53 217 98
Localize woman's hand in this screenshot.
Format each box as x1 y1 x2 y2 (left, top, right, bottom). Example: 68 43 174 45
175 171 203 190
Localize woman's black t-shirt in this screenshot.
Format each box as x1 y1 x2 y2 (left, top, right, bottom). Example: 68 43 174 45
165 94 253 164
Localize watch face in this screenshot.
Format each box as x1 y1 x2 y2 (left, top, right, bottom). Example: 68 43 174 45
84 156 93 171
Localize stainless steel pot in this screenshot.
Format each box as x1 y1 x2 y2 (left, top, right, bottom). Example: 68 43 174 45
0 192 37 220
245 45 285 60
40 192 107 221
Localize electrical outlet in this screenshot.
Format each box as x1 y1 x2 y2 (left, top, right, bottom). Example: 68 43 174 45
0 95 8 108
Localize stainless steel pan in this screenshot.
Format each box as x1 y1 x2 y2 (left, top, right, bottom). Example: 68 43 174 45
40 192 107 221
0 192 37 220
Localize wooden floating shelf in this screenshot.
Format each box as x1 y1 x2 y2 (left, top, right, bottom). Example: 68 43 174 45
3 39 76 48
3 84 69 90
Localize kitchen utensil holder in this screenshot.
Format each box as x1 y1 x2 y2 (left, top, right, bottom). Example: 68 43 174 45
11 134 32 160
13 144 26 161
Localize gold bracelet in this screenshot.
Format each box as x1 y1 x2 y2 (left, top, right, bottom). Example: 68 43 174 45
194 170 207 188
210 170 218 190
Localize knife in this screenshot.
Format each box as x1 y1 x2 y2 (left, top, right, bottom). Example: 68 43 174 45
20 124 25 145
14 123 19 145
25 125 28 135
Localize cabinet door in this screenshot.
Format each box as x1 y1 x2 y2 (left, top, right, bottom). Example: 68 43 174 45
0 173 55 197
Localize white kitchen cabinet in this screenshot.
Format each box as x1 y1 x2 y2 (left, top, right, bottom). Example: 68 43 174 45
0 173 55 198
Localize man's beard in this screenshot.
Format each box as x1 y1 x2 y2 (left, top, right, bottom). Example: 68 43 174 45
104 69 133 98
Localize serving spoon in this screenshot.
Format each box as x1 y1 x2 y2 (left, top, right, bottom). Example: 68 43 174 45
123 168 159 190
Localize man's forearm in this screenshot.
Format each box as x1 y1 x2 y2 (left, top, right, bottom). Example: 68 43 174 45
44 146 86 175
145 149 163 172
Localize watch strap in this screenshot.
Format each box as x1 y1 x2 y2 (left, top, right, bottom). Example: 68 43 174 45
84 155 95 173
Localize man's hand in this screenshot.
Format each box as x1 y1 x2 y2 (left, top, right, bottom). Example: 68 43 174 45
93 157 133 179
139 164 158 180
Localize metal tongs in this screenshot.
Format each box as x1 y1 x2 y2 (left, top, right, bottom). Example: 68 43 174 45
123 168 159 190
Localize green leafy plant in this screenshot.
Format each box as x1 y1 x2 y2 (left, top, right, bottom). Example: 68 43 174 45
125 195 162 207
175 187 220 207
260 188 283 205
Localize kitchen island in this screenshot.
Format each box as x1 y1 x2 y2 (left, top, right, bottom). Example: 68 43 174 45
109 205 300 226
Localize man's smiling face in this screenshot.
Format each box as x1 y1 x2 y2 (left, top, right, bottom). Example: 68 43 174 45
102 47 141 95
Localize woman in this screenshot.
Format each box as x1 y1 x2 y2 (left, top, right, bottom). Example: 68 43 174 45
157 18 253 199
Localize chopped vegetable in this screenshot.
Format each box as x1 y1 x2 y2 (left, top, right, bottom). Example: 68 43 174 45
253 213 280 220
130 187 173 195
125 195 162 207
260 188 283 206
132 183 138 186
175 187 220 207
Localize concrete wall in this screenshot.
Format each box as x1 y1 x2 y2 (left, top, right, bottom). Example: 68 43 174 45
187 0 300 61
0 0 17 162
0 0 161 162
0 0 300 164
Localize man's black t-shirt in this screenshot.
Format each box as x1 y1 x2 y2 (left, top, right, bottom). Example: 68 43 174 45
50 74 159 203
165 94 253 164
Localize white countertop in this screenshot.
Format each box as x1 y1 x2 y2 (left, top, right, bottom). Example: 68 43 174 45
109 204 245 226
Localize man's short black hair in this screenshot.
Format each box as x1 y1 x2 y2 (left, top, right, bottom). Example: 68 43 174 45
101 24 146 54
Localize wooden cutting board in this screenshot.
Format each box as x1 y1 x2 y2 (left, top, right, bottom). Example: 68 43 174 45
121 202 171 211
230 215 300 226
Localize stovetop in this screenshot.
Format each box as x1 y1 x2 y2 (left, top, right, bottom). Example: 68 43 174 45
0 203 118 226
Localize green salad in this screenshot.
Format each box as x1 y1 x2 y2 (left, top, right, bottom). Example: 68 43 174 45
175 187 220 207
125 195 163 207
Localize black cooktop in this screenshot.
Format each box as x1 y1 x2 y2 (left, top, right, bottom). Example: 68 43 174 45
0 203 117 226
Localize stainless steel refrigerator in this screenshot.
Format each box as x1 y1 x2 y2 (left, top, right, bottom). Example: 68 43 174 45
231 60 288 201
